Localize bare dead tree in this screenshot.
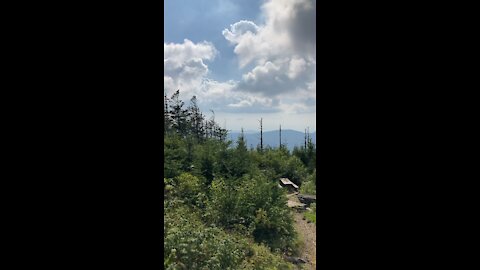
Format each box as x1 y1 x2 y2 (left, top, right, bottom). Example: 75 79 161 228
279 124 282 149
304 128 307 150
307 127 310 145
259 118 263 152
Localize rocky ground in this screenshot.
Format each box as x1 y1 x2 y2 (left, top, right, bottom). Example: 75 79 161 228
287 193 316 269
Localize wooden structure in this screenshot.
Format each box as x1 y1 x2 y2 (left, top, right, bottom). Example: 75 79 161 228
279 178 299 193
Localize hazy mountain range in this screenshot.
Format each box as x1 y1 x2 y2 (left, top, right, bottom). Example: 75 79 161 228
227 129 316 151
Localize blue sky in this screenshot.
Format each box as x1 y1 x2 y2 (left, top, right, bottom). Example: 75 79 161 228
165 0 262 82
164 0 316 132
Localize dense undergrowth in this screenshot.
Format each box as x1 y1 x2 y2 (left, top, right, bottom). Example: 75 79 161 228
164 90 316 269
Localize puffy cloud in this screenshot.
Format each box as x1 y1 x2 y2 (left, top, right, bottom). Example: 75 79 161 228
222 0 316 97
164 0 316 118
164 39 217 96
223 20 259 44
164 38 283 114
288 57 307 79
197 79 281 114
288 0 316 56
225 95 280 113
164 39 217 65
262 0 316 56
234 57 315 96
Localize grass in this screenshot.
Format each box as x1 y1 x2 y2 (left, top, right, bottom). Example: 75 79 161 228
290 230 305 256
304 211 316 224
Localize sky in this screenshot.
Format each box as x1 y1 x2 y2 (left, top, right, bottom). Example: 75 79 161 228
164 0 316 132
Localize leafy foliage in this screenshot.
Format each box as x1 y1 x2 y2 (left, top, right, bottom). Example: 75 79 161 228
304 211 316 224
205 174 296 251
299 170 316 195
164 203 249 270
164 202 295 270
163 90 316 269
239 244 294 270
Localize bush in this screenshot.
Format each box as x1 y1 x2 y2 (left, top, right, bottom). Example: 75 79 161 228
165 200 296 269
239 243 294 270
164 204 249 270
164 135 188 178
167 173 206 207
299 170 316 195
299 181 316 195
205 175 296 252
175 173 201 197
289 232 305 257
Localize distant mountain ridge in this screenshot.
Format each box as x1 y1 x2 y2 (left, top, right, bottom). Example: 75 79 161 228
227 129 316 151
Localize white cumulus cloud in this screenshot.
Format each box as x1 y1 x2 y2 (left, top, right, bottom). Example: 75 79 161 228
222 0 316 99
164 39 218 97
164 0 316 119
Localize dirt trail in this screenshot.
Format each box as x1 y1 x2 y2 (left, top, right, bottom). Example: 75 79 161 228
293 211 316 269
287 193 316 269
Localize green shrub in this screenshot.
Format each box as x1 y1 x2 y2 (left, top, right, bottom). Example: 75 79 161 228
175 173 201 196
205 175 296 252
289 232 305 257
164 204 249 270
164 135 188 178
239 244 294 270
299 170 316 195
167 173 207 207
299 181 316 195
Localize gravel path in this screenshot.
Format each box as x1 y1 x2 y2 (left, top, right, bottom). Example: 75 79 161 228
287 193 316 269
293 211 316 269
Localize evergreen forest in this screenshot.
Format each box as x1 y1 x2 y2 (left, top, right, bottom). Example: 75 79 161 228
164 90 317 269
